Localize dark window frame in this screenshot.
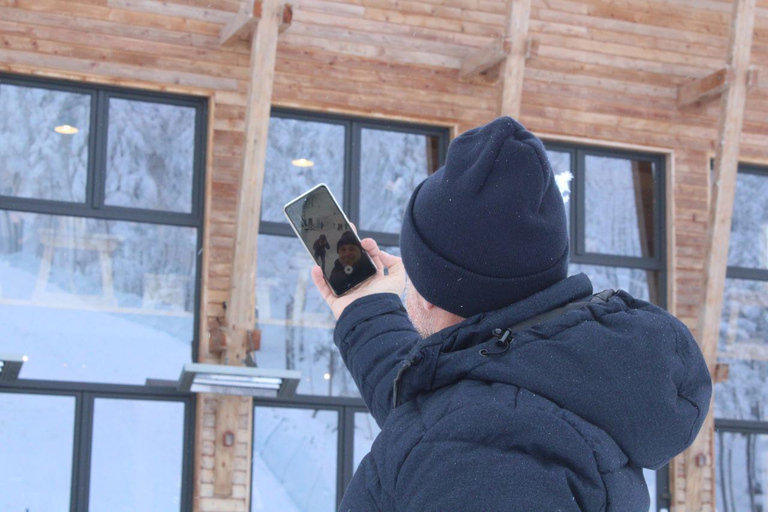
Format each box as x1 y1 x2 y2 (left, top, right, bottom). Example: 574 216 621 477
252 394 368 510
258 107 449 248
543 141 668 307
714 162 768 509
544 141 670 510
0 379 196 512
254 108 449 508
0 72 206 511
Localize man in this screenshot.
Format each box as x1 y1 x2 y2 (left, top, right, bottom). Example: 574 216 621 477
328 230 370 290
311 117 712 511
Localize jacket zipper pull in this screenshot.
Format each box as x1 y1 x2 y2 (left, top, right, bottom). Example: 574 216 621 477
479 328 513 357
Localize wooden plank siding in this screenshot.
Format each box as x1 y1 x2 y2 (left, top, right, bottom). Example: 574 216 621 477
2 0 768 510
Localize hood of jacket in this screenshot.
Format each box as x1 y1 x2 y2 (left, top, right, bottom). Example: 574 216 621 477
396 272 712 470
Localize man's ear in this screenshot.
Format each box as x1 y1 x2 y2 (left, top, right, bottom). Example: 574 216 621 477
421 295 435 311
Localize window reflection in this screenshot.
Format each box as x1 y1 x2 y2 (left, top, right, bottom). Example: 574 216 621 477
359 129 441 233
715 278 768 421
105 98 197 213
262 117 346 224
716 430 767 511
252 407 337 512
727 171 768 270
0 392 76 512
584 155 656 258
89 398 185 510
0 211 197 384
0 84 90 203
256 234 357 397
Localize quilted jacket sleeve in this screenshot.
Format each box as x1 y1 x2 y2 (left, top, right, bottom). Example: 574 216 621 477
334 293 422 427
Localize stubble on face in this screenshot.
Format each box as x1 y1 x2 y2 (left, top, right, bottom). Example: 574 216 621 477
404 277 435 339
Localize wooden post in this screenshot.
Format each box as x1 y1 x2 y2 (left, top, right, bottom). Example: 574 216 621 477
679 0 756 510
213 0 283 501
499 0 532 118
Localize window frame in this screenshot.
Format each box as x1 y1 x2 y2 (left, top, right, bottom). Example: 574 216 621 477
714 162 768 507
0 72 206 511
258 107 449 248
252 394 368 510
544 141 670 510
543 141 668 308
254 109 449 509
0 379 196 512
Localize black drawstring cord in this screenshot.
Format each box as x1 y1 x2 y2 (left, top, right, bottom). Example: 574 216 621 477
479 328 514 357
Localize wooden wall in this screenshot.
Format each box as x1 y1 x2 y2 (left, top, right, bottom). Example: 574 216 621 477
2 0 767 510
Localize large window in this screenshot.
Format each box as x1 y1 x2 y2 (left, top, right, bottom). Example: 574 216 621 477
254 110 447 400
252 109 447 510
715 164 768 511
545 145 667 306
546 143 668 510
0 74 204 510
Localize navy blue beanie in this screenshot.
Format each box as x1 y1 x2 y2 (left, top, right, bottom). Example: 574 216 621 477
400 116 569 318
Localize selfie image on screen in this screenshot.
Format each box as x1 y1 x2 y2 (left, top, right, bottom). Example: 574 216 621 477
285 186 377 295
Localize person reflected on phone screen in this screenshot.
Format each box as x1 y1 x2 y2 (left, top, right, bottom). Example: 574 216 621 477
329 230 370 292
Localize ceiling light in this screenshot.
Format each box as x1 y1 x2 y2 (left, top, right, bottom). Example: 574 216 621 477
0 354 26 381
291 158 314 168
55 125 79 135
177 363 300 398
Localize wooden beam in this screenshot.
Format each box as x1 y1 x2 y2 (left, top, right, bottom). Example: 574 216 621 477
499 0 532 118
216 0 283 499
681 0 757 510
461 36 538 82
677 67 732 108
219 0 292 46
460 37 505 81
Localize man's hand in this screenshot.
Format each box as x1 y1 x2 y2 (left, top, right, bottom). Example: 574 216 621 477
311 229 406 319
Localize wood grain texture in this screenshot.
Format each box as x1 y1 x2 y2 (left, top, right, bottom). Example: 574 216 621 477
4 1 768 511
683 1 757 510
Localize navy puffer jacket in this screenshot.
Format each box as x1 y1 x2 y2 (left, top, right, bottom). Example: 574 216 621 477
334 272 712 511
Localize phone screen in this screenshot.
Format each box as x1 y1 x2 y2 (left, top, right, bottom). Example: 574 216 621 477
283 184 377 296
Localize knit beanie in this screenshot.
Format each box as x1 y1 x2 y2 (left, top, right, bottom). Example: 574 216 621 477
400 116 569 318
337 230 362 252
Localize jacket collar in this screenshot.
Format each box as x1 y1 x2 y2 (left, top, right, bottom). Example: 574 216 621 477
418 272 595 354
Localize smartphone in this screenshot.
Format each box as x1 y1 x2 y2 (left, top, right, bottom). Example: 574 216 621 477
283 184 378 296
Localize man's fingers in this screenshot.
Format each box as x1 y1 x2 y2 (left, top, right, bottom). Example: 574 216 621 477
379 249 402 271
311 265 334 302
361 238 384 273
349 222 358 235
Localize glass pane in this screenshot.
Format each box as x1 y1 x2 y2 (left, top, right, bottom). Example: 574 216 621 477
256 234 358 397
584 155 656 258
261 117 345 223
0 392 75 511
642 469 657 512
727 171 768 269
359 129 441 233
715 278 768 420
716 430 767 512
0 211 197 385
89 398 185 510
546 150 572 228
568 263 655 303
0 84 90 202
353 412 381 472
252 407 337 512
105 98 196 213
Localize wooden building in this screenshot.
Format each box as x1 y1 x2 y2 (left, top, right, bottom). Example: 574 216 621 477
0 0 766 511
